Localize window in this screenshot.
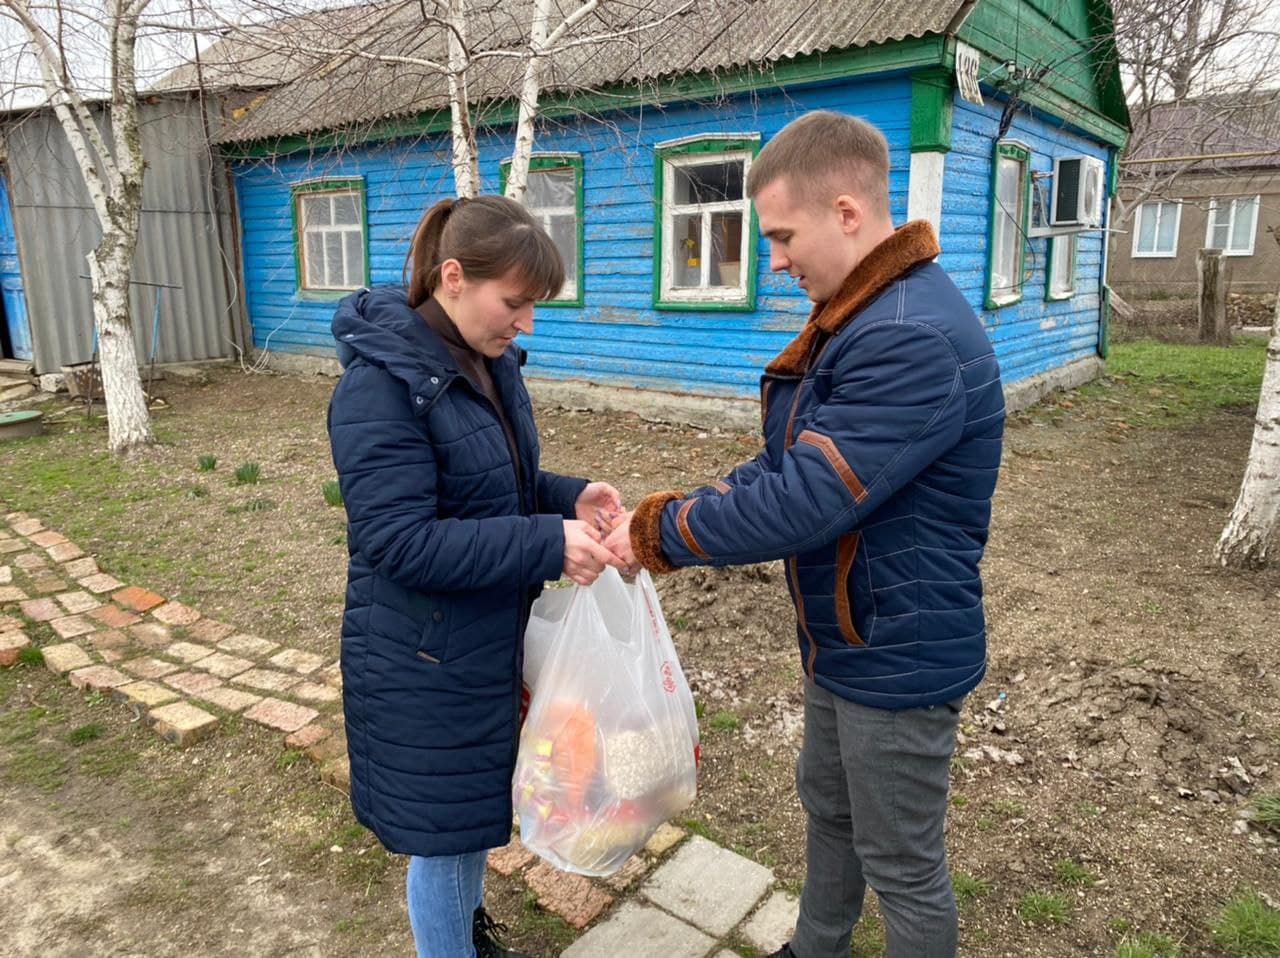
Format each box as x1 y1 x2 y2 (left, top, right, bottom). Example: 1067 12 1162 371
502 154 583 305
1131 201 1180 258
654 135 759 309
1206 195 1259 256
986 142 1030 308
1045 235 1077 301
293 180 367 292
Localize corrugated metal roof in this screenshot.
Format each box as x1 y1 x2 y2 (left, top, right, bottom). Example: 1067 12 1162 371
208 0 967 144
1126 94 1280 174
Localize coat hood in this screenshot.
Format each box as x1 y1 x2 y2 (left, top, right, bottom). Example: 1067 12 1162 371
332 286 456 407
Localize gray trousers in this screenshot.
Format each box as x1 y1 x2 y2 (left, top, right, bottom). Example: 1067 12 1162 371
790 680 962 958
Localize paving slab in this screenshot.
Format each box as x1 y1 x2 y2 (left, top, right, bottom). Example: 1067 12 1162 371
0 566 10 584
68 665 132 692
11 518 42 536
151 601 201 626
164 641 215 664
31 576 70 594
218 633 279 657
523 862 614 929
78 573 122 594
186 618 236 644
149 702 219 747
0 586 27 602
0 631 31 667
63 557 99 578
129 622 171 648
49 614 95 639
741 890 800 953
88 604 142 628
163 670 223 696
114 681 181 709
19 597 62 621
56 590 101 614
644 822 687 857
487 837 536 877
198 686 262 713
560 901 715 958
640 835 774 937
289 681 341 705
121 656 180 680
47 542 85 562
42 643 93 675
268 648 325 674
243 697 318 732
192 651 254 679
14 552 48 570
284 724 331 750
113 586 165 612
29 530 66 548
86 629 129 651
232 668 300 694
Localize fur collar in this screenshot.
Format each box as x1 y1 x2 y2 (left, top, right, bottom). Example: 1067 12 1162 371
764 220 941 377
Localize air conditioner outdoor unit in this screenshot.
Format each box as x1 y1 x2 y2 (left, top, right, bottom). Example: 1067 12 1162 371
1050 155 1106 228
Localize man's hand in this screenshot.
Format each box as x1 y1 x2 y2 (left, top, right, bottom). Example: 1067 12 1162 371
562 519 625 586
603 511 637 574
575 482 623 534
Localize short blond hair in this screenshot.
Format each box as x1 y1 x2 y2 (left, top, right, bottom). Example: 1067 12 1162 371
746 111 890 215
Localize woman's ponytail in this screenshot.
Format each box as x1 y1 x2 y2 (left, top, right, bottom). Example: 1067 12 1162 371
405 198 458 307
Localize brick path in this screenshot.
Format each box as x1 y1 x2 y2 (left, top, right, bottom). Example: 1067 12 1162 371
0 510 800 954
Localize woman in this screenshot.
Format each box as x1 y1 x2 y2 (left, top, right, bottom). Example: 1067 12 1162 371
327 195 623 957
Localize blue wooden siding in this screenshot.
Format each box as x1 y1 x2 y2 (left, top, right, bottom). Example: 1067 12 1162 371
0 172 33 361
234 77 913 397
939 94 1111 385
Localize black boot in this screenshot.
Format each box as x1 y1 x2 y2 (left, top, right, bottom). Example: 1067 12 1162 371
472 906 532 958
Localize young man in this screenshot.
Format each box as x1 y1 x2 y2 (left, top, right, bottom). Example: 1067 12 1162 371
607 111 1005 957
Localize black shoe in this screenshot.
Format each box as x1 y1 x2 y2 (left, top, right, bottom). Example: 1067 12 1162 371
472 906 531 958
766 945 797 958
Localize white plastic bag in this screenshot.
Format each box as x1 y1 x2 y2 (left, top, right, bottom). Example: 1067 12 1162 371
515 567 699 876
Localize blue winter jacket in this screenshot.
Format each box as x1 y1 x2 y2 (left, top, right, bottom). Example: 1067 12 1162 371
327 286 586 857
630 222 1005 709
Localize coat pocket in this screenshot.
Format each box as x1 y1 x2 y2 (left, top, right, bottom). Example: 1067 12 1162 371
369 576 452 664
834 533 865 646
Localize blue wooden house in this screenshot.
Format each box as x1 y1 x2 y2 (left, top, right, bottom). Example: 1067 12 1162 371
213 0 1128 405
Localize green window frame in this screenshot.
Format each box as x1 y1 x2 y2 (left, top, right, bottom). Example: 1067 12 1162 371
1045 234 1078 301
500 154 584 307
291 178 369 298
985 142 1031 310
652 134 760 311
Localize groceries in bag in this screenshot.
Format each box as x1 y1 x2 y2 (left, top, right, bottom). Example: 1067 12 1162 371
514 568 699 876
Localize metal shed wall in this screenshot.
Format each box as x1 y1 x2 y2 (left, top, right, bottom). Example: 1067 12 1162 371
1 97 241 374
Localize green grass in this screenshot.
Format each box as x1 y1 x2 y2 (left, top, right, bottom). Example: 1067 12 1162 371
990 798 1026 818
197 454 217 471
1212 890 1280 956
709 710 740 732
952 871 990 908
321 480 343 507
1085 337 1269 428
1054 858 1097 886
277 748 305 771
1018 891 1072 925
233 461 261 484
66 722 105 745
17 646 43 666
1115 931 1182 958
1247 792 1280 832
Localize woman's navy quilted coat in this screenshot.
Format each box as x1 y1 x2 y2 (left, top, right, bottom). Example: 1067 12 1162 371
327 286 586 857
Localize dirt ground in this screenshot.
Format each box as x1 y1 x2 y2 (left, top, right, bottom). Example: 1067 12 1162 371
1 340 1278 957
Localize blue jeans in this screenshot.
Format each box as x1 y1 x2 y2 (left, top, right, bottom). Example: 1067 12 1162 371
406 851 488 957
790 680 962 958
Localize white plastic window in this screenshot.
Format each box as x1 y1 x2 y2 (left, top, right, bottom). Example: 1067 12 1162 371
1206 196 1259 256
525 166 579 300
298 189 364 290
1049 235 1077 299
660 151 752 303
990 153 1026 304
1132 201 1180 258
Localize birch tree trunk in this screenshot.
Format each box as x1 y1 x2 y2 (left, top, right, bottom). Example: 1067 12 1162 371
445 0 478 198
1215 294 1280 568
2 0 155 454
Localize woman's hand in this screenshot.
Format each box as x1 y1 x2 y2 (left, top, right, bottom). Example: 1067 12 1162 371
562 520 625 586
575 482 623 534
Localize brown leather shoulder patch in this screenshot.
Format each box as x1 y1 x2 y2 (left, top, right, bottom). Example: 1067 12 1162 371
796 430 868 503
